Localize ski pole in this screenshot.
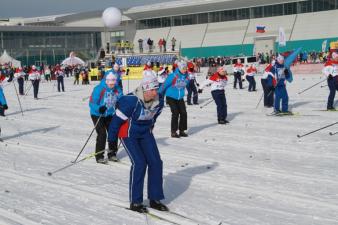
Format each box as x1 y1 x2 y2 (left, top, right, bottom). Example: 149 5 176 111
24 82 33 96
255 92 264 109
71 115 103 163
200 97 214 109
297 79 326 95
82 96 90 101
47 149 106 176
12 81 24 116
297 122 338 138
329 131 338 136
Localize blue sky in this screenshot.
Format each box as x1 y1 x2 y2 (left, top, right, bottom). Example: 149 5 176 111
1 0 175 18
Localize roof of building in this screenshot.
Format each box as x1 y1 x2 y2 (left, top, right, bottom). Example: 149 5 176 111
124 0 299 19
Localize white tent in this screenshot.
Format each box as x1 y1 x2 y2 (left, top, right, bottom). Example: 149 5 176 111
61 52 85 66
0 50 21 67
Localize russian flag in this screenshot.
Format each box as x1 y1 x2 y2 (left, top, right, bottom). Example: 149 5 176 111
256 25 265 33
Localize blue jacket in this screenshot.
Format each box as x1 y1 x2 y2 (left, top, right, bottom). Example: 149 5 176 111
159 68 189 100
108 90 164 141
0 87 7 105
270 62 293 87
89 83 122 117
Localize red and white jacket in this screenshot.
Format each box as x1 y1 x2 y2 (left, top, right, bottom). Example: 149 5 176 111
14 68 25 79
29 69 41 81
200 72 228 91
246 65 257 77
233 63 244 73
322 60 338 77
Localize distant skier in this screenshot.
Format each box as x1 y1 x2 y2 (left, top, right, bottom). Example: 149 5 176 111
261 60 276 108
0 73 8 116
108 71 168 213
186 62 199 105
233 59 244 89
55 66 65 92
14 67 25 95
89 72 123 163
323 52 338 110
29 65 41 100
245 64 257 92
199 66 229 124
269 55 293 113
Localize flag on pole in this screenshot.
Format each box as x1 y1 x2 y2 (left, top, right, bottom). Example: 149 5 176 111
278 27 286 47
256 25 265 33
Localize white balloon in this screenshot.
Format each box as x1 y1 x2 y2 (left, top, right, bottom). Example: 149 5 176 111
102 7 122 28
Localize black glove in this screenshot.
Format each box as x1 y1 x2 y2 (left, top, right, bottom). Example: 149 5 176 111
196 83 200 87
2 104 8 110
284 69 289 76
198 89 203 93
328 74 333 80
99 106 107 114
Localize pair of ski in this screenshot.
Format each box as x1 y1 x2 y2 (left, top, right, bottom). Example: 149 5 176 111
266 112 300 117
125 207 197 225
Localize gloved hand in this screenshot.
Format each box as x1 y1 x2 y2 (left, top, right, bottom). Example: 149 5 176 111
99 106 107 114
328 74 333 80
196 83 200 87
2 104 8 110
284 69 289 76
198 89 203 93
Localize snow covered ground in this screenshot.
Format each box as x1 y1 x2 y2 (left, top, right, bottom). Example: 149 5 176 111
0 70 338 225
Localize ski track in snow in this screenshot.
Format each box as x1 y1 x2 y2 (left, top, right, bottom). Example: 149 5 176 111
1 70 338 225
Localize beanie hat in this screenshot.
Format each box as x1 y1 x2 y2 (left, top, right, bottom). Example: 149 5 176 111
277 54 284 63
178 61 187 71
105 72 117 85
142 70 159 91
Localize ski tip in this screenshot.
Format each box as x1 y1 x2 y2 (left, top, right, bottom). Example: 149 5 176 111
47 172 52 176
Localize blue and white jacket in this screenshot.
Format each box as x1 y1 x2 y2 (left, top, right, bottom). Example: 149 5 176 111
270 62 293 87
89 82 122 117
159 68 189 100
108 86 164 141
0 87 7 106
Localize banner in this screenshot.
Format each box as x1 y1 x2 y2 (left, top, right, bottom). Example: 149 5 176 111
322 40 327 52
278 27 286 47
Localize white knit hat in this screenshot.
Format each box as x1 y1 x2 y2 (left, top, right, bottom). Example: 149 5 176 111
105 72 117 85
177 61 187 71
141 70 159 91
277 54 284 63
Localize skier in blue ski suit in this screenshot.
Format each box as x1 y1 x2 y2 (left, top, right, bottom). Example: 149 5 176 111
269 55 293 113
89 72 123 163
159 61 190 137
108 71 168 213
0 83 8 117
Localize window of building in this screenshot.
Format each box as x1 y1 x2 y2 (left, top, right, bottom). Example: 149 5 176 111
264 4 284 17
284 2 297 15
237 8 250 20
161 17 171 27
197 13 208 24
209 11 220 23
313 0 336 11
173 16 182 26
220 9 237 21
252 6 264 18
182 14 197 25
299 0 312 13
